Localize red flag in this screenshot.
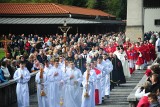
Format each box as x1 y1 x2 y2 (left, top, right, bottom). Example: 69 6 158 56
94 68 101 75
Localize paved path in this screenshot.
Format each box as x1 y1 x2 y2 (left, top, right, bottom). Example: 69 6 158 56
96 70 145 107
11 70 145 107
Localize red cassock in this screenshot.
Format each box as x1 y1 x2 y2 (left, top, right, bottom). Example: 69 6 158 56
144 44 151 62
104 46 108 53
123 42 132 50
133 46 139 60
113 42 118 47
104 46 109 53
94 68 101 104
145 69 152 77
134 46 144 65
148 43 156 61
95 89 99 105
25 42 30 50
126 49 135 74
104 46 115 53
126 50 134 60
112 45 116 53
132 48 138 61
137 96 149 107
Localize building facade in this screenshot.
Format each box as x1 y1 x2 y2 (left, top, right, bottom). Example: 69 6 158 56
126 0 160 41
0 3 125 35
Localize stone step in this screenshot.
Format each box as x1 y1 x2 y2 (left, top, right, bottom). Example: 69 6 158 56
126 81 140 83
103 101 129 105
110 92 130 95
120 83 138 86
106 97 126 100
96 105 128 107
109 94 129 97
111 89 133 92
105 98 127 102
127 78 142 81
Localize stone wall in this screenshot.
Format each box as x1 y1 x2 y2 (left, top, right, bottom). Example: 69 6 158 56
125 26 143 42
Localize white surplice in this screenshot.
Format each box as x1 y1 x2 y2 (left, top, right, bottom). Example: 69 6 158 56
115 51 131 78
104 59 113 96
13 67 31 107
81 69 96 107
97 63 105 98
64 67 82 107
46 66 65 107
35 71 48 107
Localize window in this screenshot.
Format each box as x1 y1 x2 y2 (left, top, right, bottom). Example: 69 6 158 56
144 0 160 8
155 19 160 25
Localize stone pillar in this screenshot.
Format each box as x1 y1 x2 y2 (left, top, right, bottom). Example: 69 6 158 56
126 0 144 42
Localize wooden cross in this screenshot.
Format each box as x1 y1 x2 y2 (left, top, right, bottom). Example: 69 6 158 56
0 36 12 57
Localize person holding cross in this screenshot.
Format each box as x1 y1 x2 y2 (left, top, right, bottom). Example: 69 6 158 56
64 60 82 107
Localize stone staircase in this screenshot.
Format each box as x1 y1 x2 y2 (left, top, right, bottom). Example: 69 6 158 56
11 70 145 107
96 70 145 107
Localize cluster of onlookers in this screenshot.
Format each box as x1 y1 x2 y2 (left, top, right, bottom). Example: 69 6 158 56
0 31 160 107
0 31 159 84
135 58 160 107
0 32 126 83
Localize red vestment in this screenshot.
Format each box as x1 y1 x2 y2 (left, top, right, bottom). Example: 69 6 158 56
137 96 149 107
134 46 144 65
148 43 156 60
94 68 101 104
95 89 99 105
123 42 132 50
145 69 152 77
144 44 151 62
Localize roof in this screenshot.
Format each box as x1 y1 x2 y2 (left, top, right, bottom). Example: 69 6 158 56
0 3 67 15
0 3 115 17
0 18 124 24
57 4 115 17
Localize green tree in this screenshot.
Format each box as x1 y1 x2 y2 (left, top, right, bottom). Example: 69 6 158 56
118 0 127 20
72 0 87 7
94 0 108 11
86 0 96 8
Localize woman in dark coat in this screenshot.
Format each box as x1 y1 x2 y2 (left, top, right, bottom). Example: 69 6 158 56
110 53 126 86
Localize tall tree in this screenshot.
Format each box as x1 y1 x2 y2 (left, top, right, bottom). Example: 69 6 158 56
118 0 127 19
94 0 108 11
72 0 87 7
86 0 96 8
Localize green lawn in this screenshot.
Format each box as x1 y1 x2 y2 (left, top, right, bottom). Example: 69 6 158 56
0 49 5 60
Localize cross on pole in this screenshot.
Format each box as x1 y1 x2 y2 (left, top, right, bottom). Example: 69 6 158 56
58 20 72 107
0 36 12 57
58 20 72 43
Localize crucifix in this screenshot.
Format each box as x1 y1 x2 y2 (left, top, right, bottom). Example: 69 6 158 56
58 20 71 107
58 20 72 44
58 20 72 72
0 36 12 57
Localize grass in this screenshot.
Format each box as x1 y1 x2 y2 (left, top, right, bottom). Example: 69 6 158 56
0 48 5 60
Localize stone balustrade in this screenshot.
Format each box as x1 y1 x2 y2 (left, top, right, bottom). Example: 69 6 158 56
127 75 147 107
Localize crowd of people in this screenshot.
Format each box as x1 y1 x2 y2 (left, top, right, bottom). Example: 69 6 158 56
0 31 159 107
135 57 160 107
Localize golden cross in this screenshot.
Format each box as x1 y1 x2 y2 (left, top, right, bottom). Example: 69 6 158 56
0 36 12 57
